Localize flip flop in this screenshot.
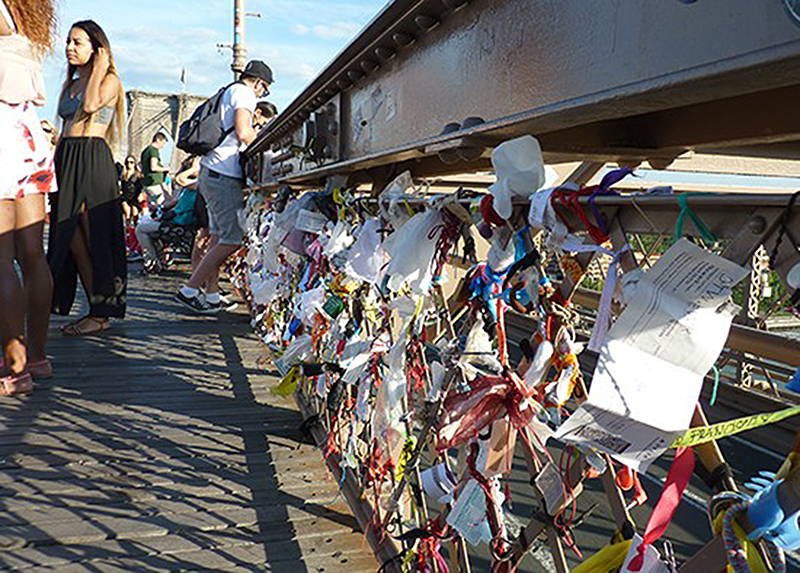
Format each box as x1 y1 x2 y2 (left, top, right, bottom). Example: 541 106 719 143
62 316 110 336
1 371 33 396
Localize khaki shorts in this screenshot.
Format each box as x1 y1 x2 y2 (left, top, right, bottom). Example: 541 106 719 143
198 166 244 245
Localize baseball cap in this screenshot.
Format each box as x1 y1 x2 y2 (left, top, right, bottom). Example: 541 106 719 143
242 60 274 84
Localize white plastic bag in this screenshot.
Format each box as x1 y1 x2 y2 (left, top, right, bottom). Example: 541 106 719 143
324 219 354 256
273 334 313 376
378 170 418 230
294 286 326 327
487 233 516 273
488 135 546 220
383 209 443 295
372 331 408 463
459 315 501 371
344 218 387 284
249 273 279 304
528 185 575 251
524 339 554 389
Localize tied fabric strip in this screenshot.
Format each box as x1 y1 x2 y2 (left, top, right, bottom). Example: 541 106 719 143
551 187 609 244
550 167 633 245
436 372 535 453
627 446 695 572
415 518 451 573
587 245 631 353
586 167 633 236
674 194 717 246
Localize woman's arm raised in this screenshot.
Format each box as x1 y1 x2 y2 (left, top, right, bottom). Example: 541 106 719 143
82 47 119 114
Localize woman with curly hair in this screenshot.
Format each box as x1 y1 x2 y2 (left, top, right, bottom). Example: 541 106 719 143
0 0 57 394
48 20 127 335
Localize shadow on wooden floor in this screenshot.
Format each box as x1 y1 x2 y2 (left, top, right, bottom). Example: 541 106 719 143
0 266 376 572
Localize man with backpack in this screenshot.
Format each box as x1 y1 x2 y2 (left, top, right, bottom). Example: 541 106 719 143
175 60 273 313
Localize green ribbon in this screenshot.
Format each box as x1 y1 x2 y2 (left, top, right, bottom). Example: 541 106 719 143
674 194 717 246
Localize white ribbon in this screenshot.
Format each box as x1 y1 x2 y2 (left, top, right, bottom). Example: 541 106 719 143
587 246 631 352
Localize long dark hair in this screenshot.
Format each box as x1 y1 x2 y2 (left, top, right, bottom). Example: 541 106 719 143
59 20 125 145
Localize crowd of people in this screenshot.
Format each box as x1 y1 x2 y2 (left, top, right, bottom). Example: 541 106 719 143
1 0 276 395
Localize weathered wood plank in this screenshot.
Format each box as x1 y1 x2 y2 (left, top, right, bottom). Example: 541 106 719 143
0 268 374 571
0 523 368 570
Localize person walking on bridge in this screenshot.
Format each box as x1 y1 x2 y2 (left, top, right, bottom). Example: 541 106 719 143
175 60 273 313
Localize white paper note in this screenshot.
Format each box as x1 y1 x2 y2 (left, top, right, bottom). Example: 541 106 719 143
294 209 328 235
556 240 748 471
446 480 495 546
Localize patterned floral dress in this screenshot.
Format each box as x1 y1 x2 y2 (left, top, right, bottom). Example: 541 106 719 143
0 101 56 199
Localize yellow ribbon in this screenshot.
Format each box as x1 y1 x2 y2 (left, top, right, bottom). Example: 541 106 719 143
272 365 301 397
711 510 768 573
395 436 417 484
670 406 800 448
571 538 631 573
400 547 417 572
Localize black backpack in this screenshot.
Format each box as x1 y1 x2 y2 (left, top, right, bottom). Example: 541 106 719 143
176 82 237 156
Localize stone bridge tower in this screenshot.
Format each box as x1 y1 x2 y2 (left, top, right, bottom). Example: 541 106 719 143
125 90 206 172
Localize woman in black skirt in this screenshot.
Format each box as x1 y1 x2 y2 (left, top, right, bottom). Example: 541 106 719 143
48 20 126 335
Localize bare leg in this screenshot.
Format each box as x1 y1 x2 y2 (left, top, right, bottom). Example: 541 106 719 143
205 235 221 294
121 201 132 225
70 210 93 299
0 199 25 375
185 235 237 294
14 194 52 363
191 228 210 272
62 209 110 334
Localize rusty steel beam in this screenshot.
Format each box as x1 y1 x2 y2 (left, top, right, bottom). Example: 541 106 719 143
245 0 800 185
507 289 800 369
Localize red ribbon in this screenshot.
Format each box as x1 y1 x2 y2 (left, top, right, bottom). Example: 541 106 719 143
480 195 507 227
415 518 450 573
550 187 609 244
436 372 534 453
627 446 695 571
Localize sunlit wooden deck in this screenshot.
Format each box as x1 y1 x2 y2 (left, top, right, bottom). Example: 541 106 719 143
0 266 377 572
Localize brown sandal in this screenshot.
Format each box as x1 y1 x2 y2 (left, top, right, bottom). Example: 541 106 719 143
62 316 110 336
28 359 53 379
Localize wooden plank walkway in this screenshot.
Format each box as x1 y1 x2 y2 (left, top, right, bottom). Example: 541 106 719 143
0 266 377 572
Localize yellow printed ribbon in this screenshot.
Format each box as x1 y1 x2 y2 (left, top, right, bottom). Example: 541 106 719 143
670 406 800 449
395 436 417 483
272 365 301 397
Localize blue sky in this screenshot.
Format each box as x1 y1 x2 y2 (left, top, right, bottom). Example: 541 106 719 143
41 0 387 122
